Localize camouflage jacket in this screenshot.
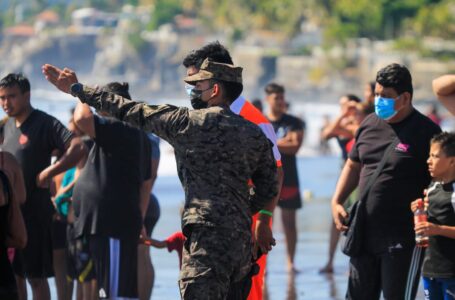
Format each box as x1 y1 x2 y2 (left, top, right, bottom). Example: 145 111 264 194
77 86 278 232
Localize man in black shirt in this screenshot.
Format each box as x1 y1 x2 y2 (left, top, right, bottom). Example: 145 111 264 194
264 83 305 273
331 64 441 299
0 73 86 300
71 82 152 299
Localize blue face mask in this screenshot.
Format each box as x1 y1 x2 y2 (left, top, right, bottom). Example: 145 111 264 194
374 96 399 120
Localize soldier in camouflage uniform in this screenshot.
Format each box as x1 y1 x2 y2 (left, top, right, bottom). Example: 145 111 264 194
42 59 279 299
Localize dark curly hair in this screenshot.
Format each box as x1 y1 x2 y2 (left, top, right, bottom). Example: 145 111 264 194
0 73 30 93
376 63 413 98
431 132 455 157
182 41 233 68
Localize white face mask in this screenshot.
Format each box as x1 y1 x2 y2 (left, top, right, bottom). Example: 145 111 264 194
185 84 194 96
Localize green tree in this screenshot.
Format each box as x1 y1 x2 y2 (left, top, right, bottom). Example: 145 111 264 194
148 0 183 30
411 0 454 38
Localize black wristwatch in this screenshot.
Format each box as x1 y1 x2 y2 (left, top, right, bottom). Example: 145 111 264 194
70 83 83 97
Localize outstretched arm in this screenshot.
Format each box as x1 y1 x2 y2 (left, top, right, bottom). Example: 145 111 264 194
42 64 189 144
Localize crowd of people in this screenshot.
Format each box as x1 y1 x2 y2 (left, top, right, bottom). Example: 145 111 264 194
0 40 455 300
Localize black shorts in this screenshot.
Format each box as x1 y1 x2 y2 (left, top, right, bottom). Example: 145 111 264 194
51 217 67 250
277 186 302 210
13 217 54 278
144 194 160 237
89 235 138 299
66 225 95 283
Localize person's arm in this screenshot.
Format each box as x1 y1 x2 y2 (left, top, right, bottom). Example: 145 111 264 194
250 140 279 214
36 136 86 188
259 166 283 213
321 115 354 140
149 136 160 191
147 238 167 249
150 159 159 189
415 222 455 239
6 195 27 249
54 180 76 198
433 75 455 115
5 156 27 248
254 165 283 255
42 64 189 144
140 179 153 221
331 158 361 232
277 130 304 155
73 102 95 138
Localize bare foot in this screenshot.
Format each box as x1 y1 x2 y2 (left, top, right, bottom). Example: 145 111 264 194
287 264 300 274
319 264 334 274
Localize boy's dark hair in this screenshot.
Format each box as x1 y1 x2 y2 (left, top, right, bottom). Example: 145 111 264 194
103 82 131 99
345 94 361 103
264 83 285 95
431 132 455 157
0 73 31 93
182 41 233 69
210 79 243 104
376 63 413 98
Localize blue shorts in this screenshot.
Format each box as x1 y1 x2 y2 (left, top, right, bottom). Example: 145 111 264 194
423 277 455 300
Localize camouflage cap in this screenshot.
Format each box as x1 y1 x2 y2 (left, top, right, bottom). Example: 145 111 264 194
184 58 243 84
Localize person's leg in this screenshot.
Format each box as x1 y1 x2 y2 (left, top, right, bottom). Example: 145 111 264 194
320 222 340 273
440 278 455 300
137 244 154 300
80 280 97 300
19 218 54 300
281 208 298 272
179 226 252 299
52 218 71 300
53 248 70 300
91 237 138 299
346 253 381 300
89 279 98 300
139 194 160 300
27 278 51 300
15 275 27 300
422 277 443 300
74 234 97 300
75 282 82 300
381 242 416 300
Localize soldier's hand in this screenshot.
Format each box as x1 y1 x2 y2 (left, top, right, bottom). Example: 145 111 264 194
42 64 78 94
332 203 348 232
253 217 275 259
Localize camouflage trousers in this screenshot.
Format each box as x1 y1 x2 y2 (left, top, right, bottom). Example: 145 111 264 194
179 225 253 300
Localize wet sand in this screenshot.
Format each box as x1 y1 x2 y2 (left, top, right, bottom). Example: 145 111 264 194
43 155 425 299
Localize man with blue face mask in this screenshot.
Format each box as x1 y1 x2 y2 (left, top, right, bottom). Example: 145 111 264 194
331 63 441 300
